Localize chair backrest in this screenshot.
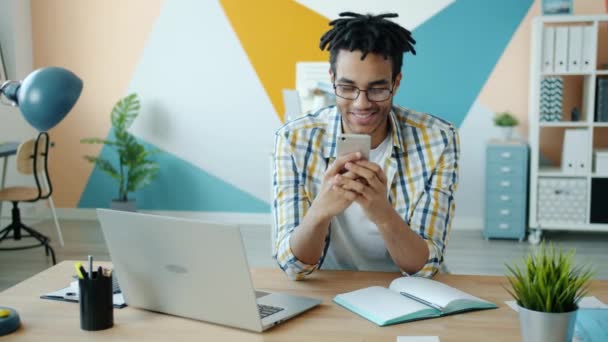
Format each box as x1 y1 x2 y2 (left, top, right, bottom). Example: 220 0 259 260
16 137 46 175
14 132 53 200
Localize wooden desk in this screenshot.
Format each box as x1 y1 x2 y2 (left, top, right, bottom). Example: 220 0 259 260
1 261 607 341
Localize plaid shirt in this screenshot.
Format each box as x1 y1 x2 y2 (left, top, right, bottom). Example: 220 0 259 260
272 105 459 280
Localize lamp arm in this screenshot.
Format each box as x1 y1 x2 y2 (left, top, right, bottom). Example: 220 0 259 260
0 80 21 105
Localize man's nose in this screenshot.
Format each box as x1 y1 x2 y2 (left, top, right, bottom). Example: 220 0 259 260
353 91 373 108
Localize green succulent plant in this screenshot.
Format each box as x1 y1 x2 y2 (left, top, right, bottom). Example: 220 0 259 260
80 93 159 202
505 242 594 313
494 111 519 127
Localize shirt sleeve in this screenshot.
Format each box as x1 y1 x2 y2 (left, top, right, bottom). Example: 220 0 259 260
407 125 460 278
272 130 323 280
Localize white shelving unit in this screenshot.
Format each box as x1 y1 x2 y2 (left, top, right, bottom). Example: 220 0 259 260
528 15 608 244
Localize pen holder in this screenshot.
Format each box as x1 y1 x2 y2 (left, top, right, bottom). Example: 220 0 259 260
78 272 113 331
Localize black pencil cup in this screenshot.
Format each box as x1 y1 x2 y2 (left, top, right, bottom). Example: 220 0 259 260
78 272 114 331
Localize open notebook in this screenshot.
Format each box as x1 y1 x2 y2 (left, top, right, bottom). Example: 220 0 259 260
334 277 497 326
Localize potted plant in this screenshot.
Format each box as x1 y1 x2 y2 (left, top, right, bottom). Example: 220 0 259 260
81 93 159 211
494 111 519 141
505 242 594 342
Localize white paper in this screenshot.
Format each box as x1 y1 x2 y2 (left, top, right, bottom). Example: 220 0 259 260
505 296 607 312
336 286 429 322
295 62 331 97
397 337 440 342
42 280 126 306
282 89 302 122
389 277 492 309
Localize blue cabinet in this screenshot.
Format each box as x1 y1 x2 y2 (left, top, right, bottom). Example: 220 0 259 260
484 142 529 241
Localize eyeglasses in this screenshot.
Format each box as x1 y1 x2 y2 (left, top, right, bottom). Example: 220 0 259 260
333 84 393 102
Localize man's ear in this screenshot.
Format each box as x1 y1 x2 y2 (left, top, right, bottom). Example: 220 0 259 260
393 72 403 91
329 69 335 84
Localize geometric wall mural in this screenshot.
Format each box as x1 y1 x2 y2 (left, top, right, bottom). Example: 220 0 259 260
78 0 533 213
395 0 533 127
220 0 329 122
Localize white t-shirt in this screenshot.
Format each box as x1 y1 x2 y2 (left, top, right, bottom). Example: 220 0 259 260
322 134 399 272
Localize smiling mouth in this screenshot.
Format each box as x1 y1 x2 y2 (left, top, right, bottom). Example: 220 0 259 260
352 112 375 118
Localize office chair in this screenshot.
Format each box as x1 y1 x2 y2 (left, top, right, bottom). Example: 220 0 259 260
0 132 56 264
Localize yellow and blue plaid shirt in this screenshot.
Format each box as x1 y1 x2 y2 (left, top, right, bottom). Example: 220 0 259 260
272 105 459 279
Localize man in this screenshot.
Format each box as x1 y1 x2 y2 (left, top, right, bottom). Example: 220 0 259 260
272 12 460 280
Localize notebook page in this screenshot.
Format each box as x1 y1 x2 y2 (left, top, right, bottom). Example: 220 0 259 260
336 286 431 322
389 277 491 309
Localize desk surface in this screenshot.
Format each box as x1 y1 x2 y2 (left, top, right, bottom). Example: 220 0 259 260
1 261 607 341
0 142 19 157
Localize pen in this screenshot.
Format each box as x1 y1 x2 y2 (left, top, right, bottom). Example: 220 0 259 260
97 265 103 278
103 268 113 278
75 262 85 279
79 265 88 279
88 255 93 278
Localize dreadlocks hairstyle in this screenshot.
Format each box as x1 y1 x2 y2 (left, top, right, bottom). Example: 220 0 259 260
319 12 416 81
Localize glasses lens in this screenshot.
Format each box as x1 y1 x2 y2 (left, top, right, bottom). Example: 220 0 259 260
367 88 391 101
335 85 358 100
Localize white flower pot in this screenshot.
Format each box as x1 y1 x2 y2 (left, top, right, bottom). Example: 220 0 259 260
518 305 577 342
500 126 514 141
110 199 137 212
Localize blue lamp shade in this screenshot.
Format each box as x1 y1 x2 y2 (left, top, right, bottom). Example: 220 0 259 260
2 67 83 131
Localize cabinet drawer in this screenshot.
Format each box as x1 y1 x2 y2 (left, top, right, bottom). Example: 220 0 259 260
486 162 526 177
485 203 526 222
487 146 527 165
486 176 526 193
486 192 525 207
484 218 526 239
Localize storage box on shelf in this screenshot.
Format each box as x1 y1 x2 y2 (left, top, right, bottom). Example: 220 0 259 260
528 15 608 244
594 149 608 175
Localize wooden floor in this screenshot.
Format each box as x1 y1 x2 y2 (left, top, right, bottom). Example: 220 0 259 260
1 218 607 291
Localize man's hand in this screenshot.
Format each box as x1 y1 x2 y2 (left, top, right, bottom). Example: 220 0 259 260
309 152 363 220
288 152 364 266
337 159 394 225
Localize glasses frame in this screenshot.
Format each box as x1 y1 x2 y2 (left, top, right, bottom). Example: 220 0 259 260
333 83 394 102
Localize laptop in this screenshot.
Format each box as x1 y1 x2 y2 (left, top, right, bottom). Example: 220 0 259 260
96 209 321 332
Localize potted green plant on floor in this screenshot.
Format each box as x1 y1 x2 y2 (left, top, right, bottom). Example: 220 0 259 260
494 111 519 141
505 242 594 342
81 93 159 211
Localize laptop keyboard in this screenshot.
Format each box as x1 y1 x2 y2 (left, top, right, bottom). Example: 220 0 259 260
112 274 121 294
258 304 284 318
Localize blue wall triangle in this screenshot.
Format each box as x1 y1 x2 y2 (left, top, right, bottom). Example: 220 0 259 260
395 0 533 127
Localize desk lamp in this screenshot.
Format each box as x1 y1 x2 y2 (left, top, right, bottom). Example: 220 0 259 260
0 66 83 336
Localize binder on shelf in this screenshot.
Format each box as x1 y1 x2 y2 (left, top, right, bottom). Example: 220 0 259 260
567 26 583 73
542 26 556 73
596 78 608 122
554 26 569 73
581 25 595 73
561 129 589 175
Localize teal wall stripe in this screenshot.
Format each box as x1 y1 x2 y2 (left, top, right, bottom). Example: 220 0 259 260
78 129 270 212
395 0 533 127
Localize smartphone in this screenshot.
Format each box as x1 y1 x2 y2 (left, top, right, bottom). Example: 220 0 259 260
336 134 371 160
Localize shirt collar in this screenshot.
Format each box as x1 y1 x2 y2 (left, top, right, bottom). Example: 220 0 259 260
323 106 405 159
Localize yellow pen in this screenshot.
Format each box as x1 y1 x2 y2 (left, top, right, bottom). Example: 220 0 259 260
75 262 86 279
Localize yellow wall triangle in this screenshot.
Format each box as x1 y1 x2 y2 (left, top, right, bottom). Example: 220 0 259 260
220 0 329 122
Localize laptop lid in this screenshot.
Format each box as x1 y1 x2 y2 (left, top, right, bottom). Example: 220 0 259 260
96 209 263 332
